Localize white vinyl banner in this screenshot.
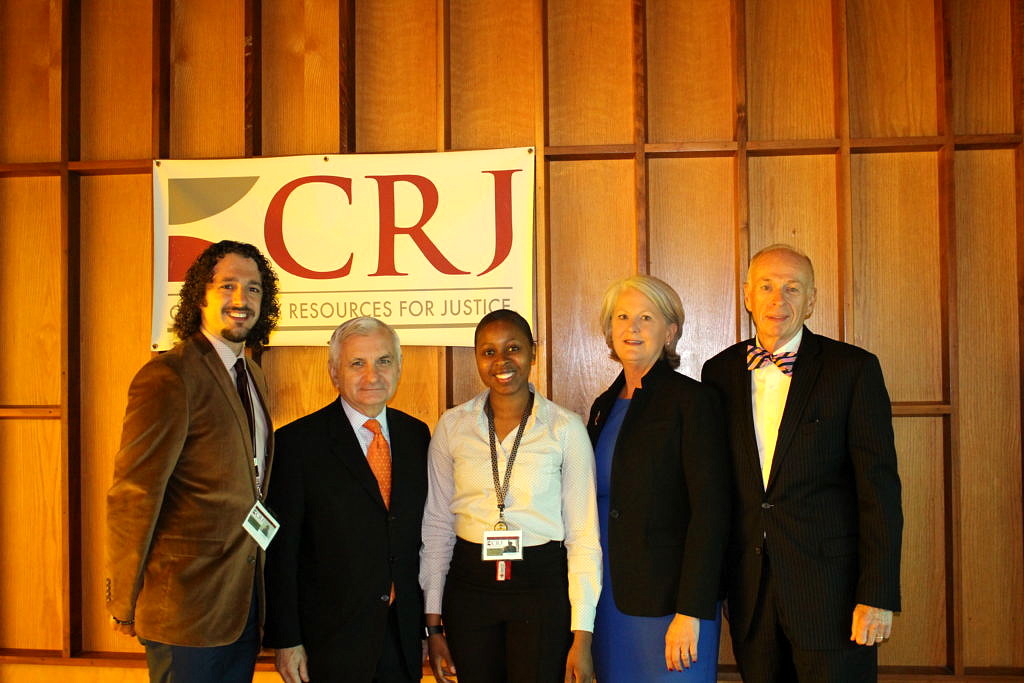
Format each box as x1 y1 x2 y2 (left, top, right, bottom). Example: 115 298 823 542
151 148 535 349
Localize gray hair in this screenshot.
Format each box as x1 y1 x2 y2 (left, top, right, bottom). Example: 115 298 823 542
328 317 402 370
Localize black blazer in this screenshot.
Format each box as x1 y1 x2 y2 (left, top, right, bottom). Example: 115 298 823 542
263 401 430 682
701 328 903 649
586 359 730 621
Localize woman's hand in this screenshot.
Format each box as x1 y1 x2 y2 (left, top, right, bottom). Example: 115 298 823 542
564 630 594 682
426 633 457 682
664 613 700 671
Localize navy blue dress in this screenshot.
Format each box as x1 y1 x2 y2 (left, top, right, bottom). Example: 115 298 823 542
592 397 721 681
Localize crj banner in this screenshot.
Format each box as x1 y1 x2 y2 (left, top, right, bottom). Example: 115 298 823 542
151 148 535 349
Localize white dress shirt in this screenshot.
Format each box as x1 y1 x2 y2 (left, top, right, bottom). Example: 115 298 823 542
750 328 803 490
202 329 269 493
339 397 389 456
419 388 602 632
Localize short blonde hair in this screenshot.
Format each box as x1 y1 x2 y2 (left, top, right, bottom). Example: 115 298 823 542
599 275 684 369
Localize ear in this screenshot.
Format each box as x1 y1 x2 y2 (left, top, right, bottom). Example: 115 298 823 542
742 282 754 313
666 323 679 344
805 286 818 319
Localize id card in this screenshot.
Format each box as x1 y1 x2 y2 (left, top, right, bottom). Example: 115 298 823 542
242 500 280 550
481 528 524 561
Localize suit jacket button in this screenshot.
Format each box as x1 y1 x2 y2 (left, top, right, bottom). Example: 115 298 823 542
761 502 773 509
380 594 390 603
754 546 762 555
247 555 256 564
609 509 620 519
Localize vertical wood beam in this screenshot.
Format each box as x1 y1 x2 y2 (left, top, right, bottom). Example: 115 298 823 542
733 0 750 342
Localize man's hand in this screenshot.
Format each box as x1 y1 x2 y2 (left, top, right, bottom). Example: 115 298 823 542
110 618 135 638
564 630 594 682
850 603 893 646
665 613 700 671
274 644 310 683
426 633 457 682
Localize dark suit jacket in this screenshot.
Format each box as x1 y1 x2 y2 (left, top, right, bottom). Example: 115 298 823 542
701 328 903 649
586 359 731 621
263 400 430 682
106 333 273 646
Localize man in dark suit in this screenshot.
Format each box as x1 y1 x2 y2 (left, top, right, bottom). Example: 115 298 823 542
264 317 430 683
701 244 903 682
107 240 280 682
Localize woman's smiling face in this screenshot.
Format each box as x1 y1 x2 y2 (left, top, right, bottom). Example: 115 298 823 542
474 319 536 397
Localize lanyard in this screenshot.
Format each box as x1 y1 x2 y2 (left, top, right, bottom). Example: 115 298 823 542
485 392 535 530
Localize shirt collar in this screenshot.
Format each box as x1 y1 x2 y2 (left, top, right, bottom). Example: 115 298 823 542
756 326 803 356
201 328 244 371
339 396 389 437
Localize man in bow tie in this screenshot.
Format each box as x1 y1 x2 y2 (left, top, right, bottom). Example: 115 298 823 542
701 244 903 682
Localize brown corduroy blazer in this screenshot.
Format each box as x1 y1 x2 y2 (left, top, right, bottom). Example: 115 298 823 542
105 332 274 646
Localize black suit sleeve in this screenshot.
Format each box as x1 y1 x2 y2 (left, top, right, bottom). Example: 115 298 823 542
676 386 732 616
848 354 903 611
262 425 306 648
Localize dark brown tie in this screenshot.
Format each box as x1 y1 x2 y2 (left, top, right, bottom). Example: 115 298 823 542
234 358 255 443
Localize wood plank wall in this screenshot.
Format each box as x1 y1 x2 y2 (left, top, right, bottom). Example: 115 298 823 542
0 0 1020 680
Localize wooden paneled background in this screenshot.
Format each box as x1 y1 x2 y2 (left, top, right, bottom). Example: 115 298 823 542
0 0 1020 680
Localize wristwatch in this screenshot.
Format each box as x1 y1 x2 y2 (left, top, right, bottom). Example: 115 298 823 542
424 624 445 638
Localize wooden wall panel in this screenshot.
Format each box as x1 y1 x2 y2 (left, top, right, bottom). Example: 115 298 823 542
0 420 63 650
847 0 939 138
851 152 942 402
547 160 636 417
262 0 341 156
262 347 336 429
0 178 63 406
80 0 154 160
955 149 1023 667
169 0 246 158
883 417 946 666
949 0 1015 135
449 1 537 150
648 157 736 377
646 0 735 143
78 176 153 654
547 0 634 147
747 155 840 342
0 0 61 163
355 0 437 152
745 0 835 141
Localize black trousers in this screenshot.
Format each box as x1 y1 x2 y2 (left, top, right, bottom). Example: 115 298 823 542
442 538 572 683
732 553 878 683
142 586 259 683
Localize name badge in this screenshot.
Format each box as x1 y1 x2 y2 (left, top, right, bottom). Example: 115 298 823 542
242 500 280 551
482 528 524 561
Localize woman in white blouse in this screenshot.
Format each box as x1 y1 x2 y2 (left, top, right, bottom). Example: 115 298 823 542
420 309 601 683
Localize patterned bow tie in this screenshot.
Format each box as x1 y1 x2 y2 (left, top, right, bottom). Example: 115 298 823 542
746 344 797 376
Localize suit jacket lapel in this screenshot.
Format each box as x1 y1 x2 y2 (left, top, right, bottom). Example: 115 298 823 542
325 401 388 509
193 335 260 488
732 341 764 490
767 328 822 489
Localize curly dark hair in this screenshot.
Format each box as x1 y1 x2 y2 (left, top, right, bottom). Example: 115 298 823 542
172 240 280 349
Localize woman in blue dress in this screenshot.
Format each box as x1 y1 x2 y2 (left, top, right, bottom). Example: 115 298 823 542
586 275 731 681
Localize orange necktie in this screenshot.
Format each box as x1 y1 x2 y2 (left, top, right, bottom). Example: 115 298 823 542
364 418 395 604
364 418 392 508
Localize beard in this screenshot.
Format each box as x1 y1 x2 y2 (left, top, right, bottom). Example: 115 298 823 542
219 307 257 343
